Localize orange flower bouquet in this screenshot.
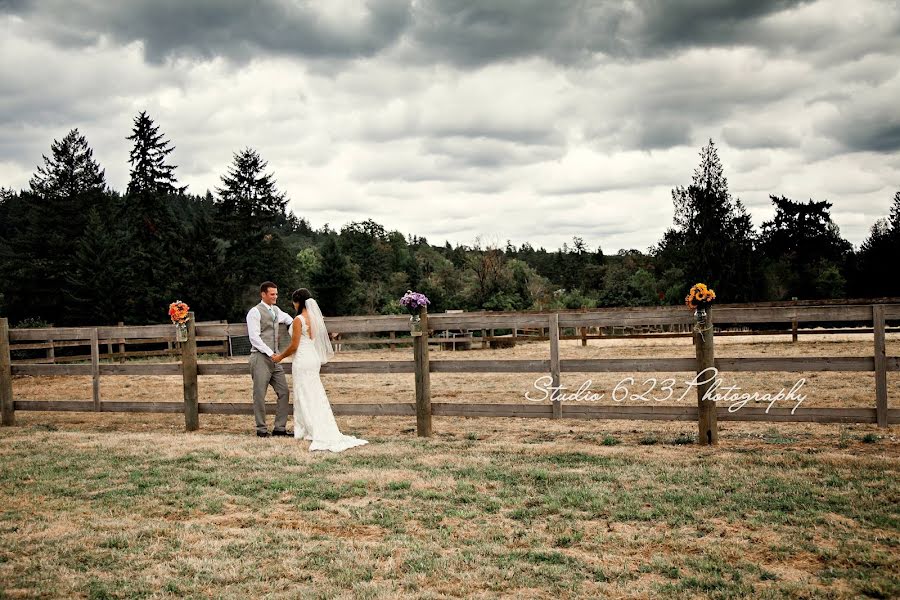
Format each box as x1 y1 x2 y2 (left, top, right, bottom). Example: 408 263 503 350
169 300 190 342
685 283 716 321
684 283 716 310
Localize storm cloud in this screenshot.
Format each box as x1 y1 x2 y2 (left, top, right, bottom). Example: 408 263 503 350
1 0 899 252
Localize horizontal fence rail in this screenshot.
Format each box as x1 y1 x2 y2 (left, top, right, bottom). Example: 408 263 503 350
2 301 898 439
7 320 229 364
9 303 900 341
10 401 900 425
9 356 900 378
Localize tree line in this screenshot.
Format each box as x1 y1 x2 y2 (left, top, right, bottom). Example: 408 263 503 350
0 114 898 327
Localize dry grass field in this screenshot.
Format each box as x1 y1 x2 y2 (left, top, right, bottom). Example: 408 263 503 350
1 333 898 598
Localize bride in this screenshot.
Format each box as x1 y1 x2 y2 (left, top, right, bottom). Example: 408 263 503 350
272 288 368 452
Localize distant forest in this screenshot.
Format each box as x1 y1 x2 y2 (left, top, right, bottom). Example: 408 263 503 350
1 112 898 327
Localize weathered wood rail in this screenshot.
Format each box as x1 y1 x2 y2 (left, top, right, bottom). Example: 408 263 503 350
7 320 229 363
1 303 898 441
307 297 900 351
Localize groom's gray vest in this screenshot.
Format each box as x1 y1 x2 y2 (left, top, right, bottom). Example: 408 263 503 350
252 302 289 353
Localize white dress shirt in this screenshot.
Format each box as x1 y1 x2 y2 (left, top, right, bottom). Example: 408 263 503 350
246 303 295 356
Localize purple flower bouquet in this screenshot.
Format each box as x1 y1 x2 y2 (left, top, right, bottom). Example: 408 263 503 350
399 290 430 314
399 290 430 336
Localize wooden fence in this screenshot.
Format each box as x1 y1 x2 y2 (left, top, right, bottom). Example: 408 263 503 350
8 320 229 363
328 297 900 351
333 322 900 351
1 303 898 443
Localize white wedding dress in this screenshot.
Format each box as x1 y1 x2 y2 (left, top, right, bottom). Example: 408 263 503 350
288 316 368 452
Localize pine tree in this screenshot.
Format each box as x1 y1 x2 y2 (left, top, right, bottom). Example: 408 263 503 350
67 207 129 324
654 139 761 303
856 191 900 297
891 190 900 230
5 129 110 324
311 237 359 316
173 193 229 320
126 111 185 196
0 188 17 315
215 148 293 319
29 129 107 200
216 148 288 234
119 113 190 323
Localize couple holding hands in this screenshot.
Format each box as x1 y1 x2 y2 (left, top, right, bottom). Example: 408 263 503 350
246 281 368 453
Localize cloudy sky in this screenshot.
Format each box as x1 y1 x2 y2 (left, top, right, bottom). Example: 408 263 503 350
1 0 899 253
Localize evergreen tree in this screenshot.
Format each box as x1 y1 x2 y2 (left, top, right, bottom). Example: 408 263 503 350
653 139 761 303
67 207 129 324
175 193 229 319
553 236 605 293
121 114 188 323
856 191 900 297
5 129 110 324
759 195 852 299
215 148 293 319
516 242 557 282
126 111 185 196
29 129 107 200
0 188 17 315
311 236 359 316
216 147 288 236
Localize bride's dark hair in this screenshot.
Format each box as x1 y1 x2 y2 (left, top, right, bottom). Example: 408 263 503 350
291 288 312 314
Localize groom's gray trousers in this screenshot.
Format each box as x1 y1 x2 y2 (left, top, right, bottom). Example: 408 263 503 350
249 352 290 434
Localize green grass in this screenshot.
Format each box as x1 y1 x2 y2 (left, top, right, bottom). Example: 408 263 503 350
0 429 897 598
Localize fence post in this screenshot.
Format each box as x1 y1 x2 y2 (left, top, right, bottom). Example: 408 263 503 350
117 321 125 363
219 319 228 357
694 308 718 445
873 305 888 428
481 329 487 349
414 305 432 437
581 326 587 347
90 329 101 411
550 313 561 419
1 318 14 426
791 319 798 343
182 312 199 431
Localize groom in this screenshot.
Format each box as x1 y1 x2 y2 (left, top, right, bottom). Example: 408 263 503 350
247 281 294 438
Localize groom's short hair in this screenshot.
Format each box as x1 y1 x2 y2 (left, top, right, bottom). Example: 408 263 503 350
259 281 277 294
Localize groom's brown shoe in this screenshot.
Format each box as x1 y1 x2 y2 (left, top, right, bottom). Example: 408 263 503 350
272 429 292 437
257 431 271 438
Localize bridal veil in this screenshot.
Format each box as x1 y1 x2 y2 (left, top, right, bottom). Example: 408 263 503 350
305 298 334 364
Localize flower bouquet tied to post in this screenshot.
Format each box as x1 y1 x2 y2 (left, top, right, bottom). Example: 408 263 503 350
399 290 430 336
169 300 190 342
685 283 716 322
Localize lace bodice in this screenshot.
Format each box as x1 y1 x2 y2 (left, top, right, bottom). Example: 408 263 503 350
290 315 313 343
